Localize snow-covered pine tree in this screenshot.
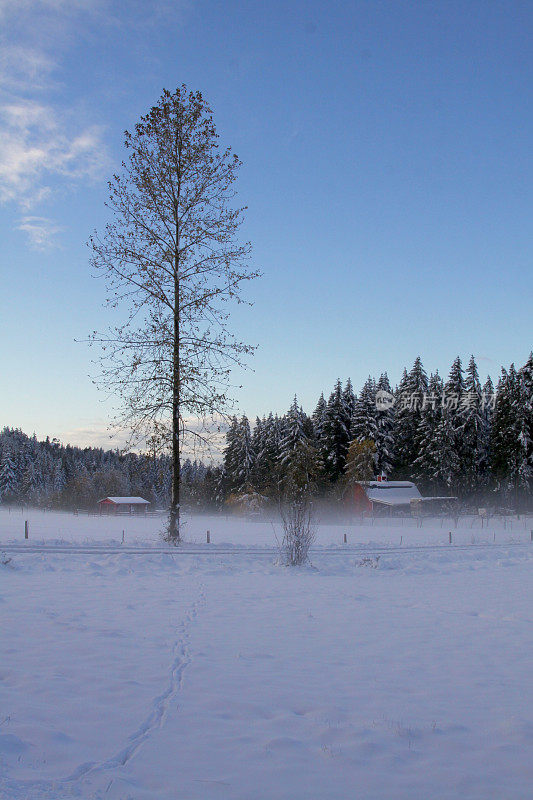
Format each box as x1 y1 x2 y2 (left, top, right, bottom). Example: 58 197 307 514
445 355 465 460
223 416 240 491
311 393 327 440
342 379 356 430
433 407 462 492
446 356 465 402
320 379 351 483
482 374 495 438
413 371 443 490
0 449 18 503
201 465 223 508
279 397 320 497
251 416 265 487
374 372 395 476
301 408 316 442
222 414 255 494
350 377 377 444
437 356 466 492
517 353 533 494
251 416 264 452
254 413 284 495
392 368 408 475
490 365 523 506
393 357 428 479
461 355 488 494
279 397 306 461
236 415 255 489
39 451 54 499
21 459 38 504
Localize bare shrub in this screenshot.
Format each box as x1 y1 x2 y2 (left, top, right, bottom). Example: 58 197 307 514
357 555 380 569
278 498 316 566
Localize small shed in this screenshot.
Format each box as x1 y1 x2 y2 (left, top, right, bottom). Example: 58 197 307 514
98 496 150 515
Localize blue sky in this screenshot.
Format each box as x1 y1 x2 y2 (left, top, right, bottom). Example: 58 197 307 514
0 0 531 448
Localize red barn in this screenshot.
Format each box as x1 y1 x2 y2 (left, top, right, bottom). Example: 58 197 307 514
344 482 374 512
344 481 456 514
98 496 150 515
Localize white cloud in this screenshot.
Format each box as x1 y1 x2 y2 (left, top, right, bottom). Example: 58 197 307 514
16 216 64 250
0 0 100 19
0 0 191 247
56 412 224 458
0 0 109 247
0 45 56 92
0 0 101 87
59 422 131 450
0 102 107 198
0 100 108 244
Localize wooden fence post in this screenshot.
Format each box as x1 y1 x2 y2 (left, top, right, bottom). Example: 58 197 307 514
343 533 347 544
448 531 452 544
207 530 211 544
25 520 28 539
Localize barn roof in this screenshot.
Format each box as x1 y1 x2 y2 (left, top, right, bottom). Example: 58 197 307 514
98 496 150 505
363 482 422 506
364 481 418 488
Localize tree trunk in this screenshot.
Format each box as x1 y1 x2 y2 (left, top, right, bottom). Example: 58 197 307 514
168 216 181 542
168 313 180 541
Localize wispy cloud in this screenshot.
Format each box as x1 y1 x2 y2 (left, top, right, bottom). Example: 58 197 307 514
0 45 56 92
16 216 64 250
0 0 100 21
0 0 108 247
0 0 192 248
57 411 224 459
0 100 107 207
59 423 128 449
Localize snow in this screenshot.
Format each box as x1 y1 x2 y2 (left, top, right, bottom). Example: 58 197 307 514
365 482 422 506
1 509 533 799
365 481 418 487
2 507 531 548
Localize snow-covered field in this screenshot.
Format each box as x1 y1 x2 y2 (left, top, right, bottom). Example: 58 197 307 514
1 509 533 799
1 506 532 547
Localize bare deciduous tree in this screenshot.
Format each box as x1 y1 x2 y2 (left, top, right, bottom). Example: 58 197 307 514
89 86 259 541
278 498 316 566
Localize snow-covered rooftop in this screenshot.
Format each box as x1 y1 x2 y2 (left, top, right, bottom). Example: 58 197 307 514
364 482 422 506
364 481 417 488
98 497 150 505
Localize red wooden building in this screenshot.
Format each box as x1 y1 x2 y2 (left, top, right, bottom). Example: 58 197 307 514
98 496 150 515
344 480 455 514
